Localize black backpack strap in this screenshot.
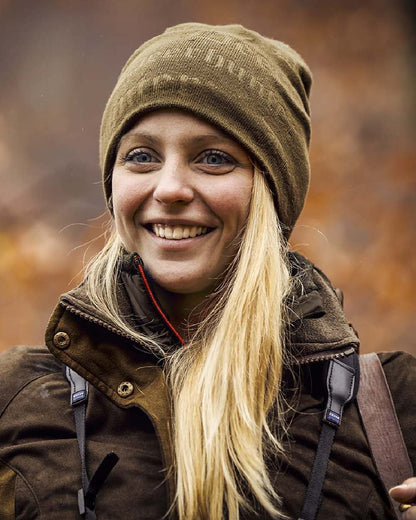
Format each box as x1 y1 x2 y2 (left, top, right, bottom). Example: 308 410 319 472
65 366 119 519
298 352 359 520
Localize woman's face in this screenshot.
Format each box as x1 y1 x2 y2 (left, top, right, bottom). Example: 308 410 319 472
112 109 253 297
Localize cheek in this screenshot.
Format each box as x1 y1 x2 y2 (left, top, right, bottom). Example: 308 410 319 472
211 177 252 230
112 172 145 218
112 191 134 219
111 180 142 247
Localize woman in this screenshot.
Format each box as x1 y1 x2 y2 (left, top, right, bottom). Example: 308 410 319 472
0 22 415 519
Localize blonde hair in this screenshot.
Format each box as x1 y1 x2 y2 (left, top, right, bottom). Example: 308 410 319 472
84 169 291 519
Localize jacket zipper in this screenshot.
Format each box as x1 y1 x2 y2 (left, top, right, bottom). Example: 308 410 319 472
295 346 357 365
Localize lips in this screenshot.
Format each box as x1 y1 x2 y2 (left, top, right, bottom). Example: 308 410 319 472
150 223 211 240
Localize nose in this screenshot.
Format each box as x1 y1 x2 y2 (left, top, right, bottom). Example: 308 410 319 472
153 161 194 205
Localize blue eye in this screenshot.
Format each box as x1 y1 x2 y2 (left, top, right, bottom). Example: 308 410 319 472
201 150 234 165
124 150 155 163
135 152 152 163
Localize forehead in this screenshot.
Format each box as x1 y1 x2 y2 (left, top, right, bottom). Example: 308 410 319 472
120 108 235 143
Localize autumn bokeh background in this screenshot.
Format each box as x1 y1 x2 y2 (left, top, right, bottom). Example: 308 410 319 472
0 0 415 354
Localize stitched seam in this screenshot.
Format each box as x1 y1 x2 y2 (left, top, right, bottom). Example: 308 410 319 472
67 367 75 396
327 361 334 412
346 367 354 402
0 372 61 420
0 457 41 514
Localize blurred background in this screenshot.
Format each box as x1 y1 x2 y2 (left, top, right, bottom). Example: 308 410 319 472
0 0 415 354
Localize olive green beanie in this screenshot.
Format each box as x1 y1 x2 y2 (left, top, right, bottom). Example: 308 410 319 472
100 22 312 237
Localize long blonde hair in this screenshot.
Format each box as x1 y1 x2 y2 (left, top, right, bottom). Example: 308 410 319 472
84 169 292 519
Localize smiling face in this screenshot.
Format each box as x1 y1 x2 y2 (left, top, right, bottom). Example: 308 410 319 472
112 109 253 301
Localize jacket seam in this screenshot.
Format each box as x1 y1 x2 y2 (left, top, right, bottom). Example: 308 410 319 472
0 372 61 420
0 456 41 516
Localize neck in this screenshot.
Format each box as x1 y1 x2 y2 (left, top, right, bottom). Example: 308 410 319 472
152 285 210 341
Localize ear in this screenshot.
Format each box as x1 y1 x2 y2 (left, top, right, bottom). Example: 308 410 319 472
107 194 114 214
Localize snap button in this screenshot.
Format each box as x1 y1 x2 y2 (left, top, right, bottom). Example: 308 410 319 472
53 331 70 349
117 381 134 398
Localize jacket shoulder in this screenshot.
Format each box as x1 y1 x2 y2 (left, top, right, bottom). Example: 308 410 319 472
377 350 416 473
0 345 62 415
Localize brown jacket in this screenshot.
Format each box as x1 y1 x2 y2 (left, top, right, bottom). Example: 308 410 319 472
0 253 415 519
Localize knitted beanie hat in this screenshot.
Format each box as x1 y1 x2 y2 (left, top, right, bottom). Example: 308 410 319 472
100 22 312 237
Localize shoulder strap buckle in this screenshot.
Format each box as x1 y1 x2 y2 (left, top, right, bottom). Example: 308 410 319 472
65 365 89 406
324 357 357 428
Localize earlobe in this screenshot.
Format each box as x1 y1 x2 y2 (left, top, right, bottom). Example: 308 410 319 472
107 194 114 213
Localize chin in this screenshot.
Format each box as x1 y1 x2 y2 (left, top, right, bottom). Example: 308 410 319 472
151 273 217 297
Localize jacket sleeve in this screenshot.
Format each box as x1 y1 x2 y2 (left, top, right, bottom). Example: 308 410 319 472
0 345 62 519
378 351 416 474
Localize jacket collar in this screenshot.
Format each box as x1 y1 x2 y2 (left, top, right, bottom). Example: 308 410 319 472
286 251 359 363
46 251 359 369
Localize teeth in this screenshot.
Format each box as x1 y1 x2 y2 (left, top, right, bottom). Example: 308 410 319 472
172 228 182 239
152 224 208 240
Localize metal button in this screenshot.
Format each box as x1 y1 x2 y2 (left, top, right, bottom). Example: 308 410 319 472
117 381 134 398
399 504 413 513
53 331 70 349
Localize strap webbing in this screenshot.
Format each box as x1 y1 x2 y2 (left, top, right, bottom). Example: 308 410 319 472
298 354 358 520
357 353 413 520
65 366 119 519
298 424 336 520
65 366 95 519
85 453 119 511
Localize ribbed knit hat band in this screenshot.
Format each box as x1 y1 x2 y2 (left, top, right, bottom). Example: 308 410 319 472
100 23 312 237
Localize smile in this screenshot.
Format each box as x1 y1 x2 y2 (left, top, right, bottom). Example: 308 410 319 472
151 224 211 240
